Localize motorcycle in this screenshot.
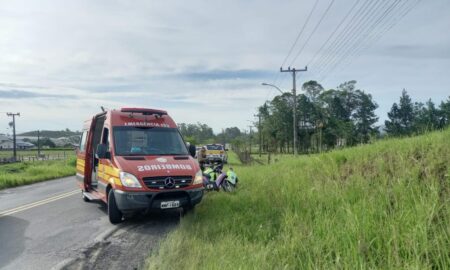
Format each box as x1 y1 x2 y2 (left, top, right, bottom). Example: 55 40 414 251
203 163 237 192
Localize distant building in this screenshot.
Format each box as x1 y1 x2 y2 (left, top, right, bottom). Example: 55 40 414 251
0 134 13 150
0 134 34 150
17 141 35 150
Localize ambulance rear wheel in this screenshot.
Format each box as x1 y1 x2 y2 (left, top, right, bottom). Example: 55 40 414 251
108 189 123 224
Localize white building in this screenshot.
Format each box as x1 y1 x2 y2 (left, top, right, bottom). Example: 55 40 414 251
0 134 34 150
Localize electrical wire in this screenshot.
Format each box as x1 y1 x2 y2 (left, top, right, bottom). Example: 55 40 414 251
271 0 320 87
319 0 410 81
322 0 423 82
306 0 362 68
312 0 385 76
289 0 336 66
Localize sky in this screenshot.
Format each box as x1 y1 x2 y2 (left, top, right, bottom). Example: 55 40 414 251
0 0 449 135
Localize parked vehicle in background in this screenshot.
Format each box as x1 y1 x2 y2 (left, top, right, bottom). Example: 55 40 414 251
204 144 228 163
76 107 204 224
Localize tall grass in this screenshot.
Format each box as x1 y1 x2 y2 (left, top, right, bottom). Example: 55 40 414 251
0 157 76 189
147 129 450 269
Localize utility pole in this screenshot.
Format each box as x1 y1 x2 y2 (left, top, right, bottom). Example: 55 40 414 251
256 113 262 157
280 66 307 155
6 112 20 162
248 125 253 155
37 130 41 157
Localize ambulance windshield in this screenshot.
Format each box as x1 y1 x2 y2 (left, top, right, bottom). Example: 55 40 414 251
113 127 189 156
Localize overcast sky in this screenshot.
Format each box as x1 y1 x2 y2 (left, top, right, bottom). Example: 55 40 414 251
0 0 449 134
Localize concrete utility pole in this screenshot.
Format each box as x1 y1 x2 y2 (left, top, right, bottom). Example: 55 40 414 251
6 112 20 161
247 125 253 155
37 130 41 157
256 113 262 157
280 66 307 155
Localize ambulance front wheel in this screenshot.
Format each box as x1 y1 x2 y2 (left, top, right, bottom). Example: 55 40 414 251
108 189 123 224
182 204 195 216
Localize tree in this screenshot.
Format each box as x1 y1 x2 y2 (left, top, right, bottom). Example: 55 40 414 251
385 89 415 136
41 137 56 148
438 97 450 128
302 80 324 103
414 99 440 132
178 122 215 143
353 90 379 143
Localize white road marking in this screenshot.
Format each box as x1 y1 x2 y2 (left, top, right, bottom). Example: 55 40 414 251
0 189 80 218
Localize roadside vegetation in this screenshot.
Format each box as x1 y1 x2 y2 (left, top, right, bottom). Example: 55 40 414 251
0 157 76 189
0 149 75 158
147 128 450 269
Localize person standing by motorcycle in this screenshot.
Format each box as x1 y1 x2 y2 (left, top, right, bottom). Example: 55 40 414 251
198 146 207 170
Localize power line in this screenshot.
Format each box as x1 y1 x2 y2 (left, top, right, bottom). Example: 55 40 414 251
306 0 362 67
308 0 376 73
316 0 394 79
289 0 336 66
279 0 320 69
277 0 337 92
319 0 409 81
312 0 385 76
323 0 422 81
272 0 320 87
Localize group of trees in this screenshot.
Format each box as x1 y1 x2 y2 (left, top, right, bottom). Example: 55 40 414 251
179 86 450 155
385 89 450 136
257 80 379 154
255 80 450 154
178 123 243 146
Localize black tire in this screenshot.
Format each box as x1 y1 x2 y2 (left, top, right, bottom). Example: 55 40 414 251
222 180 235 192
108 189 123 224
182 205 195 216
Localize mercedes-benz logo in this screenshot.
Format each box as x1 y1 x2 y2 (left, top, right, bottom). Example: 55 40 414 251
164 177 175 188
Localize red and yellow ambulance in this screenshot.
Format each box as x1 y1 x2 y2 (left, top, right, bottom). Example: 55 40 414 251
76 108 204 224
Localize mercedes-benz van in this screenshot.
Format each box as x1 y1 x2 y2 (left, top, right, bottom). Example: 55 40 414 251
76 107 204 223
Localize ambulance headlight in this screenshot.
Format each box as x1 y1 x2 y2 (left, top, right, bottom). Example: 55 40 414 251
193 170 203 185
119 172 142 188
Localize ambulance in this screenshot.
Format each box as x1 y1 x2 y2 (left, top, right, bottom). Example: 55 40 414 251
76 108 204 224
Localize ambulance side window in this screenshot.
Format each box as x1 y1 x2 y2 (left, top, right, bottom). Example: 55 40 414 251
79 131 88 152
102 128 109 151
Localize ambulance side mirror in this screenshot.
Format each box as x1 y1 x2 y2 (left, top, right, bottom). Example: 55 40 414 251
96 144 110 159
188 144 196 158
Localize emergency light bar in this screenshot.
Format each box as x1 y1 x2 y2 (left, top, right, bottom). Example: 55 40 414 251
120 108 168 116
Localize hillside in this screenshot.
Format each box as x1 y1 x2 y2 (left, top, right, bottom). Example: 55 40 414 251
147 129 450 269
18 130 81 138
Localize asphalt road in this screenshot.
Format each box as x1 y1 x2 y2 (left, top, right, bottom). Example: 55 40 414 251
0 176 181 270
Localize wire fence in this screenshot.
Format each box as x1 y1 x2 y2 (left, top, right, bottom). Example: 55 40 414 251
0 150 75 164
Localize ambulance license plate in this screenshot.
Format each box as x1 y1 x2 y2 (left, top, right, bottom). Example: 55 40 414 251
160 200 180 209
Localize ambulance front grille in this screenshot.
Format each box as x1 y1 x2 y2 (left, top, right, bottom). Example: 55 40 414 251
142 175 193 189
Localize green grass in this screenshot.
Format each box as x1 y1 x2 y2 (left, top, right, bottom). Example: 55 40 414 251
0 149 75 158
0 157 76 189
147 129 450 269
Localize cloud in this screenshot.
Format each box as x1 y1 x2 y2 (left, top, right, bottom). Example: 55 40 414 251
380 44 450 59
175 69 273 81
0 0 449 134
0 89 76 99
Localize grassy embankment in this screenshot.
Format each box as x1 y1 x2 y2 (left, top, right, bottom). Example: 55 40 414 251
148 129 450 269
0 157 76 189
